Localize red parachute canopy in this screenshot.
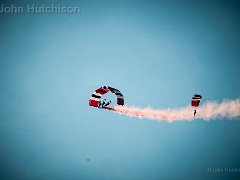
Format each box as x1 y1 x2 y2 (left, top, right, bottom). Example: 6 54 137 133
89 86 124 107
191 94 202 107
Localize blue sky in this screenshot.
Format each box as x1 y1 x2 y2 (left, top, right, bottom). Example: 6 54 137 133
0 0 240 179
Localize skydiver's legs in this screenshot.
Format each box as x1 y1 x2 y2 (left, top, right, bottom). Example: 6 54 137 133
98 101 102 108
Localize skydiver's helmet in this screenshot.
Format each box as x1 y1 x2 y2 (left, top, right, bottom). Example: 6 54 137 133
103 86 107 89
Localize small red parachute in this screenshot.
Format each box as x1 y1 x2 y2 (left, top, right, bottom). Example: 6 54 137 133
89 86 124 110
191 94 202 107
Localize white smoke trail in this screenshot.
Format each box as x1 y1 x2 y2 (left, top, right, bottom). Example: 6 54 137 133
113 98 240 122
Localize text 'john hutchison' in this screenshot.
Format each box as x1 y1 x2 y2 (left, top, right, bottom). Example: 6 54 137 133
0 4 80 14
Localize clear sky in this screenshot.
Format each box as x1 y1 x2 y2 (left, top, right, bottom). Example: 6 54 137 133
1 0 240 179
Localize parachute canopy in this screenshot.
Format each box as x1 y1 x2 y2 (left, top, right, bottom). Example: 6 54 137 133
89 86 124 108
191 94 202 107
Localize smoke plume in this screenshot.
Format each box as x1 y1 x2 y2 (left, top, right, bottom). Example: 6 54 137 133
113 98 240 122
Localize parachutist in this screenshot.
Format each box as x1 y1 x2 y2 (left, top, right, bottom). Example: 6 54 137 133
105 101 111 107
102 99 106 108
194 110 197 117
192 94 202 117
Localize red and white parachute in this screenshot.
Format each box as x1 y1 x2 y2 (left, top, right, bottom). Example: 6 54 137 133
191 94 202 107
89 86 124 110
